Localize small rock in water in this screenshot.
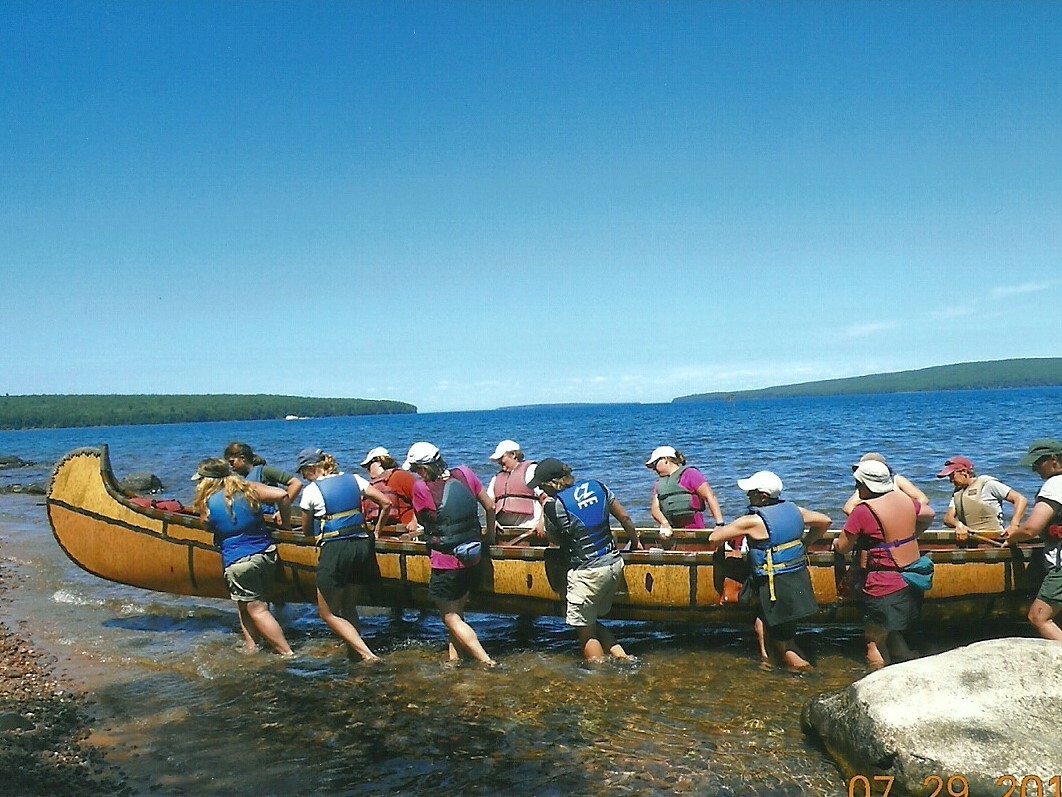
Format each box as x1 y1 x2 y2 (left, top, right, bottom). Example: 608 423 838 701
118 472 165 494
0 711 34 731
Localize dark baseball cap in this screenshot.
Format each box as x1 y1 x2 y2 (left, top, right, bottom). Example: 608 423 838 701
525 458 567 489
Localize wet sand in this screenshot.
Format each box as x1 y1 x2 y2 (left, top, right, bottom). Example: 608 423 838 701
0 560 130 797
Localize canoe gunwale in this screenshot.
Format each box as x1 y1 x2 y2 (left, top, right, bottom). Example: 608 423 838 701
45 446 1047 626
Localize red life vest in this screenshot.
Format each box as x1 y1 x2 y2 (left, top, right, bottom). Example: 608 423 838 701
493 461 536 519
863 490 921 570
362 469 415 525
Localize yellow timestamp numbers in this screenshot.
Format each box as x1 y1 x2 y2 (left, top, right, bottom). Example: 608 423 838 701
847 774 1062 797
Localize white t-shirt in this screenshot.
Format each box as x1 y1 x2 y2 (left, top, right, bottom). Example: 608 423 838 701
299 472 371 517
1037 475 1062 568
947 476 1012 525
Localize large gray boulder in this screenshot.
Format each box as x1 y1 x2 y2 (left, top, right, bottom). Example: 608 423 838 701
803 638 1062 796
118 472 164 494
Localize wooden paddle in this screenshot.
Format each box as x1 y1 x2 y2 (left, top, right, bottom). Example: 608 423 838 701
968 531 1006 548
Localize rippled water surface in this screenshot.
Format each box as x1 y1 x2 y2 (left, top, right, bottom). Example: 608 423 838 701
0 389 1056 794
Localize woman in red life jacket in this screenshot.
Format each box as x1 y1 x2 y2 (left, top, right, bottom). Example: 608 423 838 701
359 446 418 535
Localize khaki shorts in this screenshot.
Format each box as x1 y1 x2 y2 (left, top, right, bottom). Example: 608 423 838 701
565 556 625 627
223 548 278 603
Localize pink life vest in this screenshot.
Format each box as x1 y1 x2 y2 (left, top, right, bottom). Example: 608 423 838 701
493 461 536 519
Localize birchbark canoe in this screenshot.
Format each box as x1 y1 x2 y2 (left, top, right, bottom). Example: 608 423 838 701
46 446 1047 626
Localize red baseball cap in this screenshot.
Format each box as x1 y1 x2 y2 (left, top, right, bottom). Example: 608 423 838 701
936 456 974 478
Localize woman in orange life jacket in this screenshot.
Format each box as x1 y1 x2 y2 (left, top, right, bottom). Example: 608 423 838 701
192 458 294 656
359 447 418 534
833 459 935 668
840 452 930 667
296 449 393 663
404 442 497 666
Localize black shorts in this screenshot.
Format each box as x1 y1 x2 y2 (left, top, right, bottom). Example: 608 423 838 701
863 587 920 632
428 566 480 604
316 536 379 593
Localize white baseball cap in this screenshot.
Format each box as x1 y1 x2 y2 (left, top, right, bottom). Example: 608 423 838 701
853 460 895 494
736 470 783 499
645 445 678 467
403 442 440 470
360 446 390 467
489 440 520 461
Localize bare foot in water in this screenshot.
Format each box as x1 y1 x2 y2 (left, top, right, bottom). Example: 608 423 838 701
866 642 885 670
783 651 813 673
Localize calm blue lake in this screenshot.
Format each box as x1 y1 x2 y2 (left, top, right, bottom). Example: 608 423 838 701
0 387 1056 796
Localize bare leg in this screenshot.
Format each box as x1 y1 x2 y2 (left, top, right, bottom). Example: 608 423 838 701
1028 599 1062 641
754 618 770 663
317 588 378 662
437 598 494 665
576 623 628 663
772 638 812 672
865 625 889 668
241 601 293 655
886 631 918 663
865 641 885 668
577 626 607 663
235 606 260 652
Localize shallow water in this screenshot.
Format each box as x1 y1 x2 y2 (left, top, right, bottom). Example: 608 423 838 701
0 389 1054 794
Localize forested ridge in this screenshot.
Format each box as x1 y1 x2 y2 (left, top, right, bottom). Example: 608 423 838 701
0 394 416 430
674 358 1062 402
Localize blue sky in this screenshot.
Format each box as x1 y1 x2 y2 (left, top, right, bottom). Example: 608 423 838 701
3 2 1059 412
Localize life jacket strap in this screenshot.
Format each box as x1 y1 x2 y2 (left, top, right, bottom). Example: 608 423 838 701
324 508 363 522
763 539 807 602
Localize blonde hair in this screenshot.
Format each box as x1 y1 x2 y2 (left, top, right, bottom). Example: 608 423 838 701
194 474 262 521
538 468 575 497
667 450 687 466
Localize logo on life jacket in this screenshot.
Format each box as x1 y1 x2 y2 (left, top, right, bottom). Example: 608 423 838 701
572 482 599 510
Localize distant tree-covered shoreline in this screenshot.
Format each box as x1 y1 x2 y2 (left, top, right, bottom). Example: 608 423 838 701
673 358 1062 403
0 394 417 430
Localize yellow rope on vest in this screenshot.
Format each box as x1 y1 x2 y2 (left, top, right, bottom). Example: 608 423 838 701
762 539 804 602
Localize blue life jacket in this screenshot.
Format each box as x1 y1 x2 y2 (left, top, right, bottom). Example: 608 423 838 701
313 473 367 544
426 477 481 553
246 464 278 517
747 500 806 602
549 480 617 568
206 491 273 569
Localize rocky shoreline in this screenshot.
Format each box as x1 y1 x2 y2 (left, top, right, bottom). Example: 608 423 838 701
0 563 130 796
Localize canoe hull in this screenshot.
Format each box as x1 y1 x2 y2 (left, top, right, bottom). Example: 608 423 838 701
47 447 1045 626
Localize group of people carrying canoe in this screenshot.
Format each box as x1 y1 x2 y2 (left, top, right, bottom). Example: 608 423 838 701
189 436 1062 671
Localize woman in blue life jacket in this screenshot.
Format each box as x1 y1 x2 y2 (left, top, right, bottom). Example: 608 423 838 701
223 442 302 522
404 442 497 667
192 458 294 656
709 470 832 672
527 458 642 664
296 449 393 663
